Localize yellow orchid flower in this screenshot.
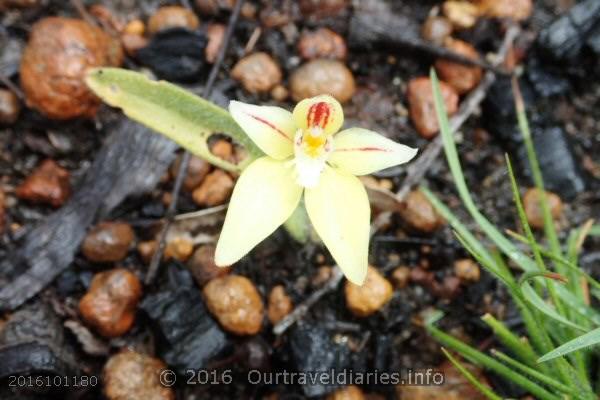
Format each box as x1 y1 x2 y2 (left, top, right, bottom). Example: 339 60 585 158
215 95 418 285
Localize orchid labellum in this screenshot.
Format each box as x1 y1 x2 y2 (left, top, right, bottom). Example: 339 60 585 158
215 95 417 284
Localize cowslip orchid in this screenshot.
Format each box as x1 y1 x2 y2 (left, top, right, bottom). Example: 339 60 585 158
215 95 417 284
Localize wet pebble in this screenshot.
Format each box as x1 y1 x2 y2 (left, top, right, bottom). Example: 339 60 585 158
203 275 264 335
391 266 411 289
435 38 482 95
327 385 365 400
231 52 282 94
81 221 135 263
148 6 200 34
79 268 142 338
477 0 532 21
297 28 347 60
290 59 355 103
267 285 293 324
271 84 289 101
205 23 225 63
454 259 480 283
407 77 458 139
421 16 453 45
164 236 194 262
345 266 393 317
211 139 234 161
16 159 71 207
188 244 231 286
20 17 123 119
523 188 563 230
170 153 211 192
0 89 20 125
192 169 234 206
103 351 174 400
443 1 480 30
124 19 145 35
400 189 443 233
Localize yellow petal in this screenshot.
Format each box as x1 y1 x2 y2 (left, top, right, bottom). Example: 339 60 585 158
329 128 418 175
292 95 344 136
215 157 303 266
229 101 295 160
304 167 369 284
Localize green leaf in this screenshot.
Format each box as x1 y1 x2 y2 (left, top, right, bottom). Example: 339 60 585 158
441 348 503 400
539 327 600 363
86 67 263 172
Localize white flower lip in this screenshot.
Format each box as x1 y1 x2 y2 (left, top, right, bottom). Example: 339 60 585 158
216 95 418 285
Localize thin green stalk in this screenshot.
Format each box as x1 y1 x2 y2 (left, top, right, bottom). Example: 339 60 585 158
482 314 538 367
441 348 503 400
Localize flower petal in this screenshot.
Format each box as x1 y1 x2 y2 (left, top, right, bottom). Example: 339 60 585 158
329 128 418 175
215 157 303 266
229 101 295 160
304 167 370 284
292 95 344 135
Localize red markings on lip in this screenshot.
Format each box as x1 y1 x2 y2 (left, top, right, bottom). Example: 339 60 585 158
244 112 292 141
307 102 331 129
335 147 391 152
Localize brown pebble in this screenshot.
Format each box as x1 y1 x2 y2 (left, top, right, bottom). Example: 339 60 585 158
400 189 443 233
16 159 71 207
124 19 145 35
81 221 135 263
164 236 194 262
477 0 532 21
454 259 480 282
299 0 348 18
148 6 200 34
407 77 459 139
231 52 282 94
192 169 234 207
312 265 333 287
121 33 148 57
0 89 20 125
327 385 365 400
391 266 411 289
0 0 38 11
297 28 347 60
421 16 453 45
79 268 142 338
205 23 225 63
170 153 211 191
137 240 157 264
439 276 461 299
443 1 481 29
195 0 234 15
103 351 174 400
211 139 234 161
523 188 563 230
290 59 355 103
20 17 123 119
203 275 264 335
270 84 289 102
188 244 231 286
345 266 393 317
435 38 482 95
89 4 125 33
267 285 293 324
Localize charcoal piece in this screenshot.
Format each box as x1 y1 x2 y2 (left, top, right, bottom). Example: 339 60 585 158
289 323 352 398
537 0 600 61
0 303 82 398
141 266 227 374
0 119 178 311
525 57 570 97
137 28 207 82
588 25 600 55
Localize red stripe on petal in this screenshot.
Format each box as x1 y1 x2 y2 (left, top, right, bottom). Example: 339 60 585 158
307 102 331 129
245 112 292 141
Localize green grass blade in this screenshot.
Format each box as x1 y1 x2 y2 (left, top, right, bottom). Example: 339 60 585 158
441 348 503 400
520 282 585 332
539 327 600 363
86 68 263 171
482 314 538 367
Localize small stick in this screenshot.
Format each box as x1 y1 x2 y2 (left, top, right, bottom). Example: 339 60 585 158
371 25 520 235
273 266 344 335
145 0 244 285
